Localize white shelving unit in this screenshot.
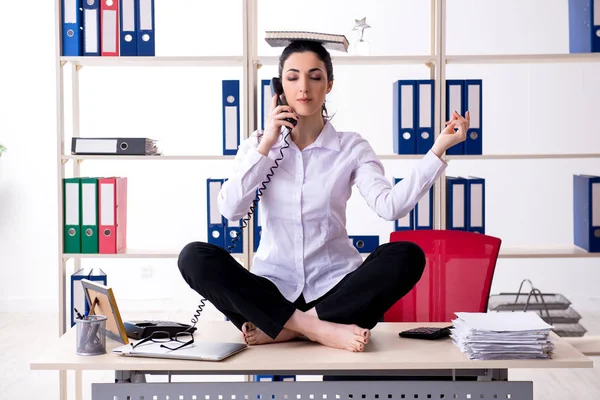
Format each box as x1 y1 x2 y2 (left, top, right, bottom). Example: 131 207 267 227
52 0 600 398
54 0 600 336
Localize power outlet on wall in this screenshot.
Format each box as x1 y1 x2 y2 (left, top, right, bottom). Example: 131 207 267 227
141 265 153 278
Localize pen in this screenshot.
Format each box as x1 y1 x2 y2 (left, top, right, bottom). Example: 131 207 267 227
74 308 84 320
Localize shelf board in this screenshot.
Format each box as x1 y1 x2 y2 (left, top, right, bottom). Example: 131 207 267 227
62 155 236 161
63 249 246 260
256 55 435 67
64 153 600 162
498 245 598 259
59 53 600 67
446 153 600 160
378 153 600 160
63 249 179 259
446 53 600 64
60 56 244 67
64 246 599 260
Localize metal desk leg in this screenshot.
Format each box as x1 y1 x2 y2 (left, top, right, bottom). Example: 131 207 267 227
115 370 147 383
477 369 508 382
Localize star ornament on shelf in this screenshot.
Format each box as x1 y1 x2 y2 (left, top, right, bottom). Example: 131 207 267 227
353 17 371 41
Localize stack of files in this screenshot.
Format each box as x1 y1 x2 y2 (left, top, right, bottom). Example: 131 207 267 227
61 0 155 56
568 0 600 53
348 235 379 253
394 177 433 231
71 137 161 156
63 176 128 254
450 312 555 360
446 79 483 155
573 174 600 252
446 176 485 233
392 80 435 155
206 178 243 254
222 80 241 156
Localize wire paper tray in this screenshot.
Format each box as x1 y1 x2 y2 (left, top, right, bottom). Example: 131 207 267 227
536 307 582 324
488 278 571 312
488 293 571 311
551 322 588 337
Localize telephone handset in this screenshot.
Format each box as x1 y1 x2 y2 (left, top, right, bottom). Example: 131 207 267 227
187 78 292 331
270 77 297 128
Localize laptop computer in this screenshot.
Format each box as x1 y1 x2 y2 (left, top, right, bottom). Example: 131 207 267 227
113 340 248 361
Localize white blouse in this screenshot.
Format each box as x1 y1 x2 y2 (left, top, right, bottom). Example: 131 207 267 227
218 121 447 303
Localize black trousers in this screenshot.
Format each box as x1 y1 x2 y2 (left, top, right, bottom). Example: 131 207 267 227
177 241 426 340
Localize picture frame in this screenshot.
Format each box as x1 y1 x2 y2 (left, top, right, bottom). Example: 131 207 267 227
80 279 129 345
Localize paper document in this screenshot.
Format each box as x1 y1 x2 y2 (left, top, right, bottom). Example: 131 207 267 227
451 312 555 360
455 311 553 332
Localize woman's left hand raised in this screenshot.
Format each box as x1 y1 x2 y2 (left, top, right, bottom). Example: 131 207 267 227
431 110 470 158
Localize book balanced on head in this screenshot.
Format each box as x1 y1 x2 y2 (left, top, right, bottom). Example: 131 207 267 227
265 30 349 53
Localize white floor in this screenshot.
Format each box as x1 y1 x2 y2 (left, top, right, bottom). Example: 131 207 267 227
3 311 600 400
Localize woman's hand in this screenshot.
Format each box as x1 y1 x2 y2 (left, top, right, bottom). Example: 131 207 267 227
261 94 298 146
431 110 470 158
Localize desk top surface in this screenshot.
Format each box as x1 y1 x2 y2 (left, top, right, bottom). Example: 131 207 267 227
30 322 593 373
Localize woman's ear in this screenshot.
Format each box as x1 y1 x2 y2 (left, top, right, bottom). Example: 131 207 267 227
326 80 334 94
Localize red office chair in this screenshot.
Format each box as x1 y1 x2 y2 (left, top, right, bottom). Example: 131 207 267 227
385 230 502 323
322 230 502 383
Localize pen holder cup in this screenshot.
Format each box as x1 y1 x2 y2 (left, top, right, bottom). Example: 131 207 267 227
75 315 107 356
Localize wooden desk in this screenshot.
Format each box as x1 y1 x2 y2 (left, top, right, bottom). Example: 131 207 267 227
30 322 594 400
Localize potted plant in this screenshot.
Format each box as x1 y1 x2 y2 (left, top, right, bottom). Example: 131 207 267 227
0 144 5 157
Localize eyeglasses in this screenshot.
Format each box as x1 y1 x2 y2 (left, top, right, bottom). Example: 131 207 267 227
131 330 194 351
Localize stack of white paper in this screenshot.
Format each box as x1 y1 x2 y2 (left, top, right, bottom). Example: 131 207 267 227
451 312 555 360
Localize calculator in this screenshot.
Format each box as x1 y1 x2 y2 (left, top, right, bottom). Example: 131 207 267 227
398 326 453 340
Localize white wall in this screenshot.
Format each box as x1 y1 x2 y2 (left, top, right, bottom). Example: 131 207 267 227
1 0 599 322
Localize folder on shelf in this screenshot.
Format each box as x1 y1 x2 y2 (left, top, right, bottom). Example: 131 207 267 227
71 268 107 327
574 174 600 252
119 0 137 56
568 0 600 53
71 137 160 155
446 176 467 230
222 80 241 155
466 176 485 234
100 0 119 56
63 178 82 253
464 80 483 155
254 375 296 382
415 186 434 230
394 178 415 231
416 80 435 154
261 79 271 130
254 375 274 382
80 178 99 253
207 179 225 248
445 80 465 155
136 0 155 56
393 80 416 154
82 0 101 56
61 0 83 56
349 235 379 253
253 196 262 252
98 177 128 254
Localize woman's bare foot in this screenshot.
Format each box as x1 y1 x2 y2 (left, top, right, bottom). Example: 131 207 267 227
307 320 370 352
242 322 301 345
284 311 371 352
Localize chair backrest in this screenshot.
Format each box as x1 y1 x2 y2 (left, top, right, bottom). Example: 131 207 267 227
384 230 501 323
